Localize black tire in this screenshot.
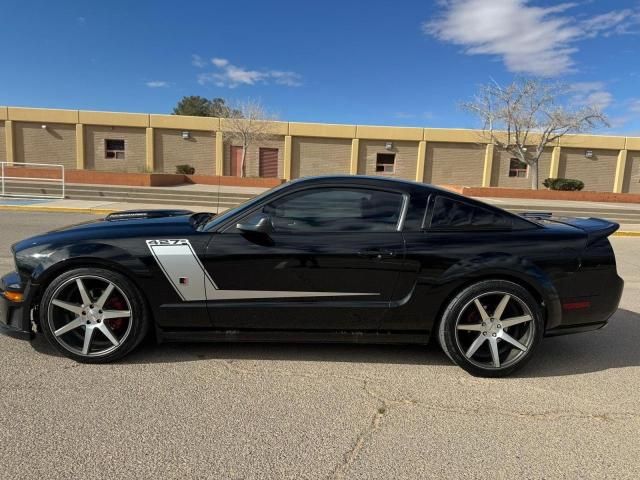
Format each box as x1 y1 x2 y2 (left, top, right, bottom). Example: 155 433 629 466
438 280 543 377
40 267 149 363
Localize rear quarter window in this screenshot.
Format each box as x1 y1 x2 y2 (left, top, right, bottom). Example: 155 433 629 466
428 196 513 230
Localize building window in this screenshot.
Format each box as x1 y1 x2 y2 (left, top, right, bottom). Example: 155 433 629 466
376 153 395 173
105 139 125 159
508 158 528 178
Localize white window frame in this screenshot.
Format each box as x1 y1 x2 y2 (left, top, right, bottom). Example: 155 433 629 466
508 158 528 178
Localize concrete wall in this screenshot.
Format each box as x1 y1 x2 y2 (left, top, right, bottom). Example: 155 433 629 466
426 142 485 186
491 147 552 189
13 122 76 169
623 151 640 194
558 148 618 192
357 140 418 180
292 137 352 178
85 126 146 173
154 128 216 175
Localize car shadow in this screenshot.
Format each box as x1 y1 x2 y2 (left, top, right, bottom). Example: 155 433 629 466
30 309 640 377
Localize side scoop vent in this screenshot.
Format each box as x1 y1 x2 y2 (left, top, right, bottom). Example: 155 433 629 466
105 209 193 221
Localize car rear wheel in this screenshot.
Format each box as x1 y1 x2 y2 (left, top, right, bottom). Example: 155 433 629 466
438 280 543 377
40 268 149 363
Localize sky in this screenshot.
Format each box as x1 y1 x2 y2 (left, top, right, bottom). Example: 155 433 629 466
1 0 640 133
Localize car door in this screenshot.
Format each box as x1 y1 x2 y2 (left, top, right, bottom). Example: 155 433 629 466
202 185 407 331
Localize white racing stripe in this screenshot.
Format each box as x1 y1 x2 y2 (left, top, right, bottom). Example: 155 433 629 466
147 239 379 301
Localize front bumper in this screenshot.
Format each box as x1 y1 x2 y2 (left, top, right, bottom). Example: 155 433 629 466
0 271 33 340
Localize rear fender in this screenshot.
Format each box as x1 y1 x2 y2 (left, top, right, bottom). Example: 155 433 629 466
439 253 562 328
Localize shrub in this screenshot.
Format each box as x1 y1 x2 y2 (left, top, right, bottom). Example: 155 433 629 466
175 164 195 175
543 178 585 191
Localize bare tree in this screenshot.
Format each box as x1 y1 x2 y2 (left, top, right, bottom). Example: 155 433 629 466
223 99 276 177
463 79 608 189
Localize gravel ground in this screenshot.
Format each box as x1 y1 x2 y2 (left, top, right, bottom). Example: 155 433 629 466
0 211 639 479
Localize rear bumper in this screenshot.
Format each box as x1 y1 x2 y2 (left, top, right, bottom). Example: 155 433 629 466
545 273 623 336
0 271 33 341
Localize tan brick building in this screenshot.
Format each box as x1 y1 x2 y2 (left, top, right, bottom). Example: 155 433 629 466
1 106 638 193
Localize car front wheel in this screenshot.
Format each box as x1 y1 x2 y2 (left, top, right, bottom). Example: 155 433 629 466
438 280 543 377
40 268 149 363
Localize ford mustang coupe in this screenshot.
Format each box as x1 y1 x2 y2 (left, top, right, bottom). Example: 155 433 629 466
0 176 623 376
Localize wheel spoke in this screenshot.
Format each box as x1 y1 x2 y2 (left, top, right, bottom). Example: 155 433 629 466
493 294 511 320
102 309 131 320
500 315 532 329
82 325 95 355
465 334 487 358
76 278 92 306
98 323 119 346
488 337 501 368
499 331 528 352
473 299 490 322
95 283 115 309
51 299 84 315
54 317 85 336
457 323 485 332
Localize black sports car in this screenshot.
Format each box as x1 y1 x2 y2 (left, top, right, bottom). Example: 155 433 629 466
0 176 623 376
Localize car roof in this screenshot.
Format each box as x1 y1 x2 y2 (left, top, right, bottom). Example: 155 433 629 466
287 175 445 193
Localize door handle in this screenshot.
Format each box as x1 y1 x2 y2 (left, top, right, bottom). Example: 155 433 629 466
357 249 396 259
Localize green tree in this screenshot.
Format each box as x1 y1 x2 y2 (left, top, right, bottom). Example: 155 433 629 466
172 96 242 118
172 96 212 116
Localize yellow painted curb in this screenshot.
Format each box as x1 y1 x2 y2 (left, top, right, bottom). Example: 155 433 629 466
613 231 640 237
0 205 116 215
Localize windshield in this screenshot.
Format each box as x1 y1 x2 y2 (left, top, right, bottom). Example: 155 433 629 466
200 183 290 231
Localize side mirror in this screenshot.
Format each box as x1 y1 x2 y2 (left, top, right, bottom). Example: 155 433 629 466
237 213 273 235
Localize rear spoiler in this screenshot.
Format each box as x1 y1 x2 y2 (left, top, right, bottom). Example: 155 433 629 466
522 213 619 244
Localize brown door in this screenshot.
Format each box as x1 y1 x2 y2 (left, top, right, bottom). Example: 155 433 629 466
259 148 278 178
230 146 243 176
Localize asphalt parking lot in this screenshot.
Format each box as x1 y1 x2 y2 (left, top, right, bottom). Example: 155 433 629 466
1 211 639 479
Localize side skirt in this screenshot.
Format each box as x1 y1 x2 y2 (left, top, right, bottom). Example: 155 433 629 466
158 329 431 345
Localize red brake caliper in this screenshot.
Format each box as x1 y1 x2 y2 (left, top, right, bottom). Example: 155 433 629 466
104 296 128 333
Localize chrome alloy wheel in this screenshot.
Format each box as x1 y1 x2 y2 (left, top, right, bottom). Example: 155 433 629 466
47 275 133 357
454 291 535 370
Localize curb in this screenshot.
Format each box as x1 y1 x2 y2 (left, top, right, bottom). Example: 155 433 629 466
613 231 640 237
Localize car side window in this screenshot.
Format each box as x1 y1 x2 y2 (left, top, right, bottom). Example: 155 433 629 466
260 187 404 233
429 196 512 230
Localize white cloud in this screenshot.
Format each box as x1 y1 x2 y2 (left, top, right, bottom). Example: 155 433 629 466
146 80 169 88
569 82 613 110
212 57 229 67
197 57 302 88
269 70 303 87
424 1 640 77
191 54 206 68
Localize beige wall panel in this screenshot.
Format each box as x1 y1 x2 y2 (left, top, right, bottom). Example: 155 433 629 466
224 135 285 177
558 148 617 192
426 142 485 186
154 129 216 175
291 137 352 178
357 140 418 181
623 151 640 194
0 122 5 162
9 107 78 124
491 147 552 189
13 122 76 169
289 122 356 139
85 126 146 172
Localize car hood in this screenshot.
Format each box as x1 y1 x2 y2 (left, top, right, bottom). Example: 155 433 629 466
11 210 213 254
